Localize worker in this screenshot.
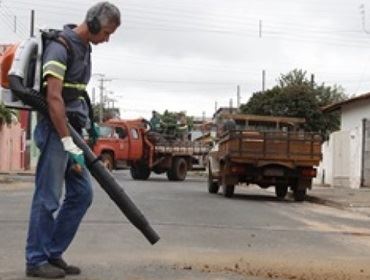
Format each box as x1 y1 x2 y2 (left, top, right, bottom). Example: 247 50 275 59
176 114 189 141
149 110 162 132
25 2 120 278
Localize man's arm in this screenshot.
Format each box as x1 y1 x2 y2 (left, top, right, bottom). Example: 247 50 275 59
46 76 69 138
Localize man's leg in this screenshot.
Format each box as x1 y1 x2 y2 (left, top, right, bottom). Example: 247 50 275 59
25 119 67 276
48 162 93 260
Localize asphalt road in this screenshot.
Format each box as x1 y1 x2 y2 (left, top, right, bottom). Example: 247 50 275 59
1 170 370 279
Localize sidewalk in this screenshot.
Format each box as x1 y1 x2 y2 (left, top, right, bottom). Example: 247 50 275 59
0 170 35 183
307 185 370 210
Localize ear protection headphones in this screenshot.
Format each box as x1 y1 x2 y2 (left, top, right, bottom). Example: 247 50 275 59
87 3 106 35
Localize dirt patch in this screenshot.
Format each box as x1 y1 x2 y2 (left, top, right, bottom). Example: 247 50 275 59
165 252 370 280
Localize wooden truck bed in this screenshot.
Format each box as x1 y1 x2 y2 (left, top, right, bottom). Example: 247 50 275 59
218 130 322 167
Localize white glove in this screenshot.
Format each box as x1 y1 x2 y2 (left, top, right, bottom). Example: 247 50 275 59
61 136 85 167
61 136 82 153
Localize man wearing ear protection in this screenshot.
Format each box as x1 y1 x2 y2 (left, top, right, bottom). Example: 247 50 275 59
25 2 120 278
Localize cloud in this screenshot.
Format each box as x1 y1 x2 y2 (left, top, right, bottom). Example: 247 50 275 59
1 0 370 119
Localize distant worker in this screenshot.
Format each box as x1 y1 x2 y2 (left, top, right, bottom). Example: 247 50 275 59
219 118 236 137
176 114 189 141
149 110 162 132
25 2 121 279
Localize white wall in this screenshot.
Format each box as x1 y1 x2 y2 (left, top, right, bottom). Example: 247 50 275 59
314 137 333 186
315 99 370 189
314 130 351 187
341 99 370 131
341 101 370 188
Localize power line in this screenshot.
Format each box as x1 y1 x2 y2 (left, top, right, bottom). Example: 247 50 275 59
107 78 249 86
1 2 29 33
6 0 365 35
4 0 370 49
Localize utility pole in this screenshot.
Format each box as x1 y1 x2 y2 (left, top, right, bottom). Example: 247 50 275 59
262 70 266 93
14 16 16 33
99 77 104 122
259 19 262 38
30 10 34 37
310 74 315 88
360 4 370 34
236 85 241 108
95 74 111 123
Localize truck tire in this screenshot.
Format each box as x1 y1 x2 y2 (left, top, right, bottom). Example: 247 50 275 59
130 164 151 180
275 184 288 199
222 184 235 198
101 152 114 171
292 177 310 202
167 157 187 181
208 166 219 194
293 188 306 202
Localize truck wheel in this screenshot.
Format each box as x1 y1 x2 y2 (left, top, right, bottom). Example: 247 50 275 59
101 152 114 171
292 177 310 202
275 184 288 199
208 167 219 194
130 164 151 180
222 184 235 198
293 188 307 202
167 157 187 181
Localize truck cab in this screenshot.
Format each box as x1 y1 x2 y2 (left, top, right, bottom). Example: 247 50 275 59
93 119 146 170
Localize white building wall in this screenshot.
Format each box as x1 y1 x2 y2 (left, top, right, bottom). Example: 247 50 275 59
315 99 370 189
341 101 370 188
332 131 350 187
314 137 333 186
314 131 350 187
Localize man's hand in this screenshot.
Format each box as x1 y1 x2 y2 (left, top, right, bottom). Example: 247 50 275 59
61 136 85 168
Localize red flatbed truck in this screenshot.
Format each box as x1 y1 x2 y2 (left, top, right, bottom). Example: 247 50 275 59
93 119 209 181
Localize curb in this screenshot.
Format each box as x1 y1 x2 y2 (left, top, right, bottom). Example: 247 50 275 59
0 172 35 183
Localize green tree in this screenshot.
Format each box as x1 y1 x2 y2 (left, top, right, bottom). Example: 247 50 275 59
0 102 16 127
240 69 347 138
92 104 120 122
160 110 193 130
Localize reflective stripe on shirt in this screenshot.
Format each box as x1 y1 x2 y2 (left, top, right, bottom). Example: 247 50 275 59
43 81 87 90
42 60 66 80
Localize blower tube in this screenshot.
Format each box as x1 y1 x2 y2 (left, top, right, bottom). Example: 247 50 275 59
8 74 160 245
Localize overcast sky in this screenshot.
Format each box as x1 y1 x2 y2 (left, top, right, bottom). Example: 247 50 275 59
1 0 370 119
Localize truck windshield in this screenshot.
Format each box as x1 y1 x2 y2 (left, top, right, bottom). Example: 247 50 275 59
99 125 114 138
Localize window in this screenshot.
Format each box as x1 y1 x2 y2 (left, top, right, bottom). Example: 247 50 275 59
131 128 139 139
115 127 127 139
99 125 114 138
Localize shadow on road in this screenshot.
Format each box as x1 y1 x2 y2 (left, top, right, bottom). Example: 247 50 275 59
216 192 297 203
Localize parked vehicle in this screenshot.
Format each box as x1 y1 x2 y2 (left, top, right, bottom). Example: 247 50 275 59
93 119 209 181
207 114 322 201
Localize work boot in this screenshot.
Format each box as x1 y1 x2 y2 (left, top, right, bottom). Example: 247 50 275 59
49 258 81 275
26 263 65 278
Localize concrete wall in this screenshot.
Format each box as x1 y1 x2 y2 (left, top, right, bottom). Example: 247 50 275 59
315 99 370 189
341 101 370 188
30 112 39 169
315 130 350 187
0 122 24 172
